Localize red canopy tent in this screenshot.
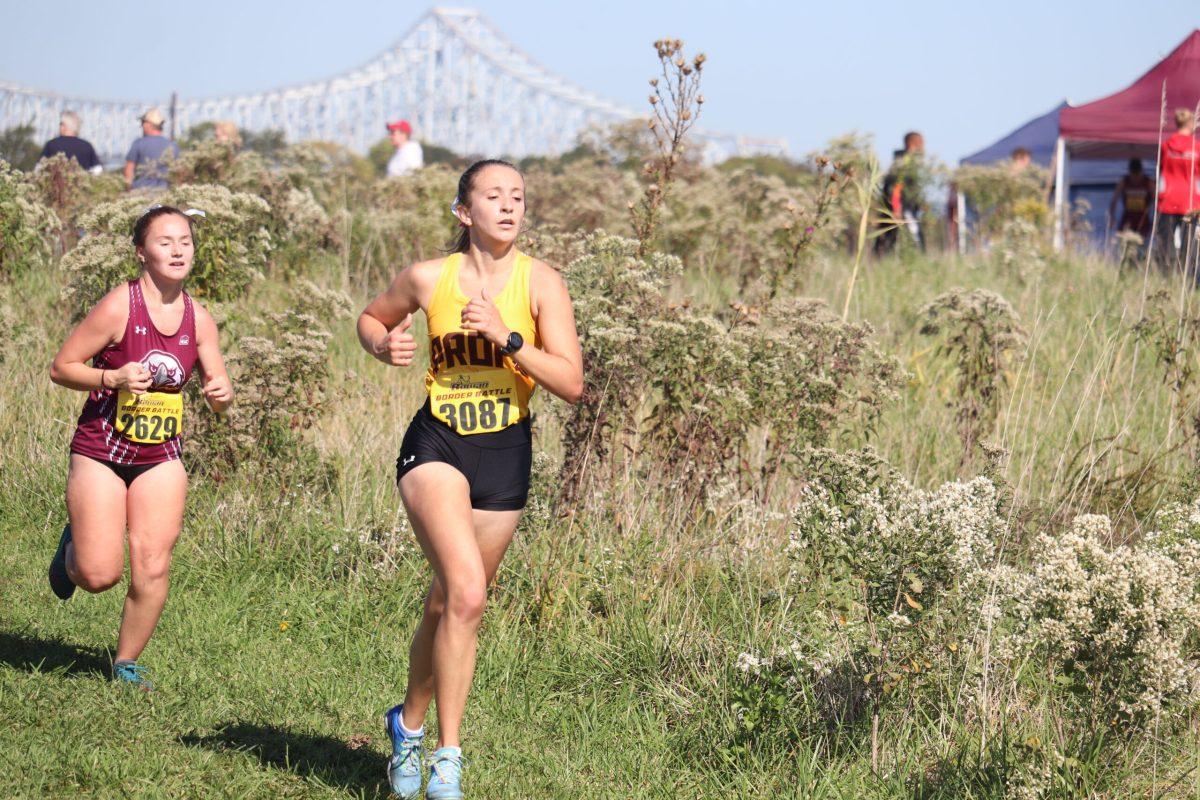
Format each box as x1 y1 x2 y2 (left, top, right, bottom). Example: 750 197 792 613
1052 30 1200 246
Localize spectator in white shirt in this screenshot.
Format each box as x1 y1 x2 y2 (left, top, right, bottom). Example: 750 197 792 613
386 120 424 177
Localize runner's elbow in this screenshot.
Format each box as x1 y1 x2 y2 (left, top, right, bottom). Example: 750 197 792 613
49 359 67 387
562 375 584 405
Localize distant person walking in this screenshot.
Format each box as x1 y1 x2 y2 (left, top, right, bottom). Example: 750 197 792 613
1109 158 1153 238
876 131 927 254
39 111 102 174
1154 108 1200 274
124 109 180 191
386 119 424 177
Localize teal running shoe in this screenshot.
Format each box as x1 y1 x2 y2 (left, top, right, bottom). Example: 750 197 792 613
112 660 153 691
425 747 464 800
385 704 424 799
48 523 76 600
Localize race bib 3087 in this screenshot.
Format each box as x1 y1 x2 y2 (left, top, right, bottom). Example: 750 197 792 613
428 369 520 435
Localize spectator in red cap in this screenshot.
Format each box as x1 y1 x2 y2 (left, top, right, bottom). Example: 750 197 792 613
387 119 424 177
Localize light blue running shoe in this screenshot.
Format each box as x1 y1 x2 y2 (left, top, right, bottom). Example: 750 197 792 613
112 660 153 691
385 704 424 799
425 746 464 800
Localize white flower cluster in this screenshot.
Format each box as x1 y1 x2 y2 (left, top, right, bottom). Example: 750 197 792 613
1009 508 1200 718
736 642 833 682
789 464 1001 608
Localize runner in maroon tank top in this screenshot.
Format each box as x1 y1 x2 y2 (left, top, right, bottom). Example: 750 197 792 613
48 206 233 690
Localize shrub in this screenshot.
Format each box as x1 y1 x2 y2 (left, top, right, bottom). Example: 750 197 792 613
1007 505 1200 722
553 234 680 503
630 39 707 254
0 160 60 279
993 217 1048 283
523 160 637 236
186 284 351 485
953 163 1049 240
346 165 458 286
169 142 338 272
0 125 39 171
555 234 902 508
918 288 1027 466
733 448 1003 757
61 184 272 317
648 297 902 503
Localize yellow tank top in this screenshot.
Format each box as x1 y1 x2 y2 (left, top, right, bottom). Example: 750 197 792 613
424 252 538 435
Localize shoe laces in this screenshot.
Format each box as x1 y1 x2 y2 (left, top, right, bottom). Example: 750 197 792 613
427 751 464 784
392 737 423 775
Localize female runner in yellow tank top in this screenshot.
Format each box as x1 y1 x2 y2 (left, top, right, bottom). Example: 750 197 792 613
357 159 583 799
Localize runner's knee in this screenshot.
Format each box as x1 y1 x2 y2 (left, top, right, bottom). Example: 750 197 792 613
129 549 172 588
444 580 487 624
75 565 122 593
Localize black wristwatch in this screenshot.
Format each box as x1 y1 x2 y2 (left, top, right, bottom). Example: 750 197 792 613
499 330 524 356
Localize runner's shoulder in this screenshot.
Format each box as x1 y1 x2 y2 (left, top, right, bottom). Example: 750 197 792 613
401 257 447 294
190 300 219 339
91 283 132 328
529 257 569 298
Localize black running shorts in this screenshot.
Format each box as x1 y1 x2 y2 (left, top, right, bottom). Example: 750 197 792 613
396 401 532 511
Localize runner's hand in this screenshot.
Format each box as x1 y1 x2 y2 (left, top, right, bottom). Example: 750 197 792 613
377 313 417 366
114 362 152 394
202 374 233 405
461 288 508 346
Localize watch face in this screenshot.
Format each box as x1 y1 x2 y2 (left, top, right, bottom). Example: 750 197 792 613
507 332 524 352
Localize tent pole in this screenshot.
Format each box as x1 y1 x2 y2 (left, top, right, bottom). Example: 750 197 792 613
1053 137 1067 251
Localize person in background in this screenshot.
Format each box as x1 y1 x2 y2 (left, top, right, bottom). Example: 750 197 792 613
1009 147 1032 174
39 111 102 174
124 109 180 191
876 131 926 254
213 121 242 149
386 120 424 177
1155 108 1200 275
1109 158 1153 239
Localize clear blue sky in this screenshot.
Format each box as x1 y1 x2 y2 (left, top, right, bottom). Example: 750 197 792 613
0 1 1196 164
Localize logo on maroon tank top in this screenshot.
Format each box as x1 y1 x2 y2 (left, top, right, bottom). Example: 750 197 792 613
143 350 185 390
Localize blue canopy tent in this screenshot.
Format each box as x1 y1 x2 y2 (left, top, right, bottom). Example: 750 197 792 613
960 102 1132 246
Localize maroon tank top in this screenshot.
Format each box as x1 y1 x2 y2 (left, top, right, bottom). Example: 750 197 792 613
70 280 198 465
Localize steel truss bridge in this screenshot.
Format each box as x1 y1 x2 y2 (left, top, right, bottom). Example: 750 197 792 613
1 7 786 165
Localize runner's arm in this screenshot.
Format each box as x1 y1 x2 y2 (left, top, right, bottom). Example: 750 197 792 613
358 264 424 366
49 289 147 393
195 305 232 413
512 265 583 404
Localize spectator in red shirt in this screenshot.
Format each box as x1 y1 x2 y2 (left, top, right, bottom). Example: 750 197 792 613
1155 108 1200 274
